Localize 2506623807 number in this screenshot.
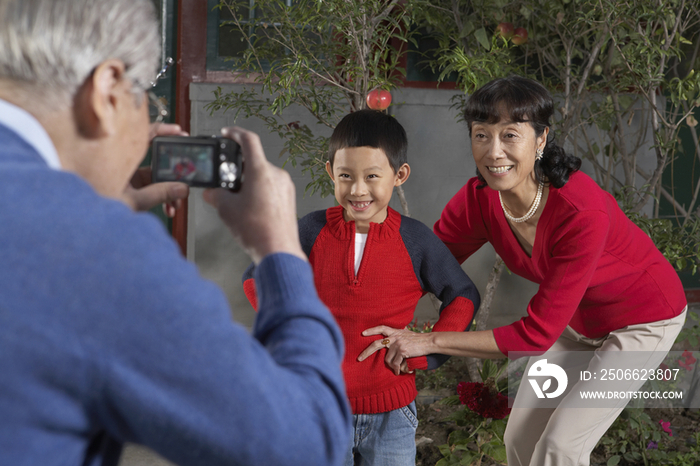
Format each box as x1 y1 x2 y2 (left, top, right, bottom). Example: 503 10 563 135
602 368 679 381
580 368 680 382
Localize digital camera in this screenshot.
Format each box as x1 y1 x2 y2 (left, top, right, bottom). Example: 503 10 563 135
151 136 242 191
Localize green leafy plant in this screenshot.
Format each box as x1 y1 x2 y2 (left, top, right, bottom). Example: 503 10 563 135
677 311 700 348
597 408 665 466
436 359 510 466
408 319 435 334
624 207 700 275
207 0 416 197
660 430 700 465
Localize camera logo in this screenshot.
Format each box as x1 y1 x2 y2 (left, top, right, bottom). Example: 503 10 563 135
528 359 568 399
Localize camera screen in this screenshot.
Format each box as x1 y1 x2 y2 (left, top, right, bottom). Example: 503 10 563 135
154 143 214 183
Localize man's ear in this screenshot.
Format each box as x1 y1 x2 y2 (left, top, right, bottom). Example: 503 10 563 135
325 160 335 182
394 163 410 186
74 59 127 139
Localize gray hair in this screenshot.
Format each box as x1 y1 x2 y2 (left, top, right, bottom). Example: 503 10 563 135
0 0 160 108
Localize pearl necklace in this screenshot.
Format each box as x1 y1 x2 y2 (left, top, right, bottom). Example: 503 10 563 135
499 180 544 223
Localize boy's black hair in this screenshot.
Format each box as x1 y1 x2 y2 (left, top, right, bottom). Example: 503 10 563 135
464 75 581 188
328 109 407 173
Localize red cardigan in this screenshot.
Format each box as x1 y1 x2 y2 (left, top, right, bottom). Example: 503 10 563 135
434 172 687 355
244 206 479 414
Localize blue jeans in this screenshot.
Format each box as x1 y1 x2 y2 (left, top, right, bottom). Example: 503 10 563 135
344 401 418 466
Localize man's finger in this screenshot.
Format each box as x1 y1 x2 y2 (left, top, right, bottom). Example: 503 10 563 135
221 127 266 172
202 187 233 210
149 123 188 141
128 182 189 212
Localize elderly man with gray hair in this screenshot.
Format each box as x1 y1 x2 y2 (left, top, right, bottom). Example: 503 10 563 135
0 0 351 465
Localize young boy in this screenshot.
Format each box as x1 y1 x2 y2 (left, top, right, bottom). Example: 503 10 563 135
243 109 480 465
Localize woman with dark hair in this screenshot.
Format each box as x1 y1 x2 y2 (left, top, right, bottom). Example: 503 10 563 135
359 75 688 465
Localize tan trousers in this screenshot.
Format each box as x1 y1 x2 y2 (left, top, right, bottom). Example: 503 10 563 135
504 308 687 466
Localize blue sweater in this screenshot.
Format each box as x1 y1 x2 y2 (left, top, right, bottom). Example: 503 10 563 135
0 123 351 466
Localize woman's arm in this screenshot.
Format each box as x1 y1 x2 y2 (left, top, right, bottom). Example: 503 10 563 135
433 180 489 263
358 326 505 375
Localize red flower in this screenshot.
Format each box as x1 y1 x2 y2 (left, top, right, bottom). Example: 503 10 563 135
678 350 697 370
457 381 511 420
678 350 697 371
659 419 672 437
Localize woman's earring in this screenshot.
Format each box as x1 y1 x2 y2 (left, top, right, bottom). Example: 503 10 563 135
536 148 544 161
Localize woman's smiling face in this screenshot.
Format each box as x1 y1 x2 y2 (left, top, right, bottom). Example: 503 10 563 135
470 118 547 194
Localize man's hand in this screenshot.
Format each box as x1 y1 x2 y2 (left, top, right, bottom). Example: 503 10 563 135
122 123 189 216
202 127 306 264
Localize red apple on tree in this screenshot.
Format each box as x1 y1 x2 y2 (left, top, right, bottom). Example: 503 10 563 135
366 89 392 110
495 22 514 40
512 27 528 45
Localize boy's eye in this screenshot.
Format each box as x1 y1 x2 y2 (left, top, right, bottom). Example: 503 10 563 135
338 174 351 179
367 174 378 179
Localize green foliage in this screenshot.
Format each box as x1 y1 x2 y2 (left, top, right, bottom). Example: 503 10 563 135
412 0 520 94
427 342 700 466
597 408 663 466
597 408 700 466
677 311 700 348
435 406 508 466
435 359 510 465
617 185 700 274
408 319 435 333
626 210 700 275
415 359 459 392
207 0 416 196
660 431 700 465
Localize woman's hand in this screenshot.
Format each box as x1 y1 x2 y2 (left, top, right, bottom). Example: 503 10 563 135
122 123 189 216
358 326 435 376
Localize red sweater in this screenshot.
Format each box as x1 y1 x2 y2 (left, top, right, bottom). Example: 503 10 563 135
244 206 479 414
434 172 687 355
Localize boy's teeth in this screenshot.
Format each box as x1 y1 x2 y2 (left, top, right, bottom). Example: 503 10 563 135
488 166 512 173
352 201 371 208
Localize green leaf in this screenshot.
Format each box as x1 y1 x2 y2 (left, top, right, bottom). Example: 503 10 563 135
438 444 452 457
483 440 508 463
481 359 499 380
490 419 507 439
459 21 475 39
441 395 461 406
520 5 532 20
607 455 621 466
459 451 477 465
474 28 491 51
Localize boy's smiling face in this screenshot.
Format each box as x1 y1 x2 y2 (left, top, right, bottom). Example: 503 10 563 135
326 146 410 233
